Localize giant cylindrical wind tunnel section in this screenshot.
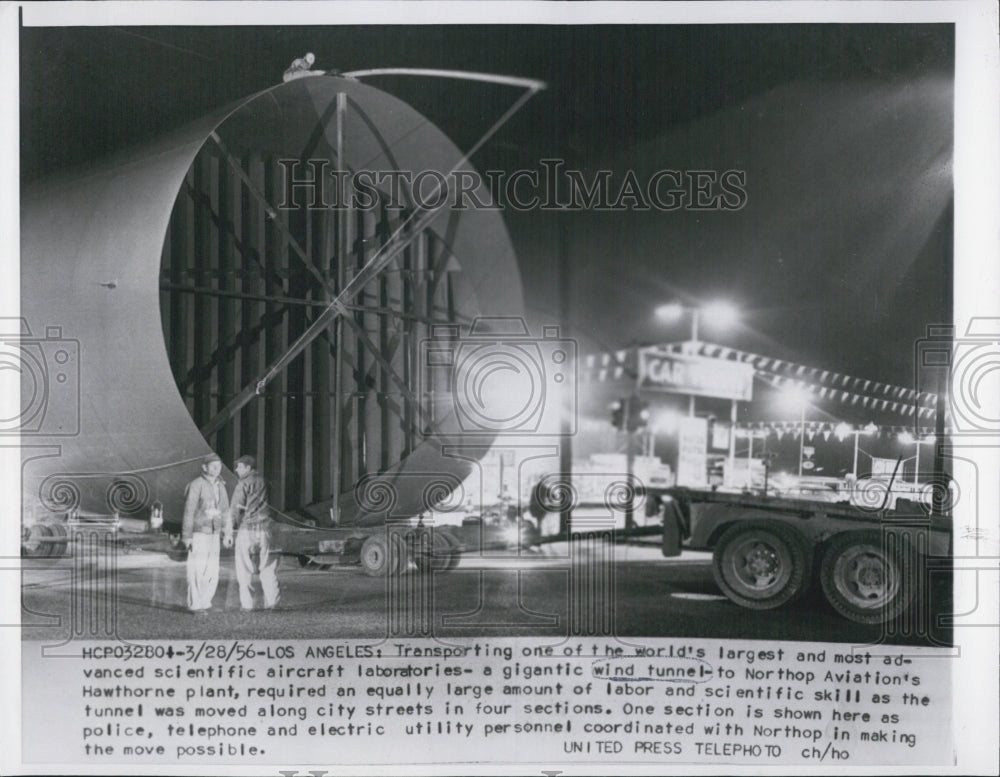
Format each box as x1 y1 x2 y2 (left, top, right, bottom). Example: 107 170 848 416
21 76 523 527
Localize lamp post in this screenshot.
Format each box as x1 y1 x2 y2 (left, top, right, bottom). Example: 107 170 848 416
836 421 878 479
655 300 738 347
798 405 806 477
898 431 930 484
654 299 739 484
782 385 809 478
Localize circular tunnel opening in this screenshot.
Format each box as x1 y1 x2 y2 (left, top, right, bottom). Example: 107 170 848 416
156 78 515 518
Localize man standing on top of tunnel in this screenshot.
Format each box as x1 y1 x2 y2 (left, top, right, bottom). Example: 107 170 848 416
231 455 281 611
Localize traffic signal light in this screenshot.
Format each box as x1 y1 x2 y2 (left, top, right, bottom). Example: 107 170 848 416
609 399 624 430
609 397 650 432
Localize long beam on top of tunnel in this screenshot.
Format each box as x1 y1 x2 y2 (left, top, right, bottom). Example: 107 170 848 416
342 68 547 93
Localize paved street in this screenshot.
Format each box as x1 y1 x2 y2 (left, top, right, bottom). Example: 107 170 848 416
20 540 951 646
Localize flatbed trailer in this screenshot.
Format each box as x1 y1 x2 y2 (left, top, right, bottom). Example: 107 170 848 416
22 513 464 577
267 520 463 575
654 486 951 623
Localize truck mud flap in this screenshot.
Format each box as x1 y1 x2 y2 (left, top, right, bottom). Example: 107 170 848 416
661 501 686 557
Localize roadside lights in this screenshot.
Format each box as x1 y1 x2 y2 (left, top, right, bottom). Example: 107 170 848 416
609 397 650 432
654 299 739 345
701 300 739 329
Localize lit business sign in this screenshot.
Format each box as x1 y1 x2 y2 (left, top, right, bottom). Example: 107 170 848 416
638 349 755 401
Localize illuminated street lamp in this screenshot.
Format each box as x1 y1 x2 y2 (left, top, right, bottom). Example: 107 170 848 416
650 407 682 435
655 299 740 419
655 299 739 346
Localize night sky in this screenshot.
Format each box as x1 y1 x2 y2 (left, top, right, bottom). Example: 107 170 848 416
20 23 954 422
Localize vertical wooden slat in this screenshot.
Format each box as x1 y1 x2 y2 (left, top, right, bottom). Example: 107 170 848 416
379 224 391 471
284 167 306 506
415 227 436 424
264 159 287 509
401 220 415 458
311 206 332 502
192 155 212 431
208 155 220 429
213 152 237 464
227 154 242 459
430 236 449 332
361 206 380 476
383 204 405 467
347 179 364 484
330 92 348 514
252 154 268 476
424 233 449 402
300 206 315 506
239 152 263 464
411 221 427 445
446 267 456 323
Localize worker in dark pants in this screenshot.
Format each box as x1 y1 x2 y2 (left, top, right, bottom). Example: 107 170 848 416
230 455 280 611
182 453 232 614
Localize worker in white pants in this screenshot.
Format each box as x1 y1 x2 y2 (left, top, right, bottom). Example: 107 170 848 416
186 533 221 611
231 455 280 610
182 453 232 614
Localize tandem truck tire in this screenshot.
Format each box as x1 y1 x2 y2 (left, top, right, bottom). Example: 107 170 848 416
711 522 811 610
820 530 916 624
359 534 408 576
412 529 460 573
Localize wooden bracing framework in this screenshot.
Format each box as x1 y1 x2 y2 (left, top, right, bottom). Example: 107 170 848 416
159 143 462 512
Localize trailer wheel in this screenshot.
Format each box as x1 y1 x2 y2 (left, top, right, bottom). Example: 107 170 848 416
166 533 188 562
411 531 441 573
414 531 459 573
820 531 914 624
22 523 54 557
389 532 410 574
712 523 810 609
297 555 333 570
440 530 461 571
360 535 402 576
48 523 69 557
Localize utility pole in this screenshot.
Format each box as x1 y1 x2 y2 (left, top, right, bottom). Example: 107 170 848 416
624 395 635 538
610 393 648 539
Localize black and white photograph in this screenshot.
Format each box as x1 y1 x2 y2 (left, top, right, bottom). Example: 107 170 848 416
4 1 999 773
